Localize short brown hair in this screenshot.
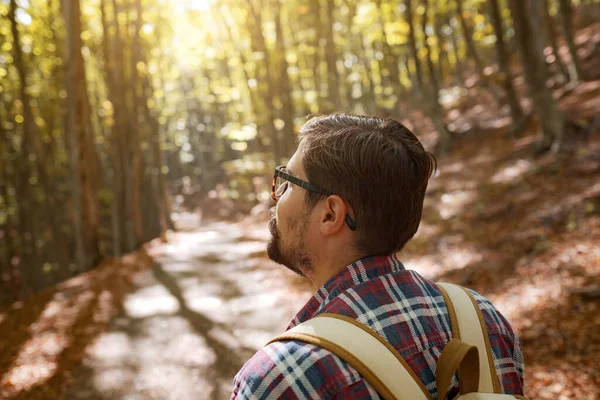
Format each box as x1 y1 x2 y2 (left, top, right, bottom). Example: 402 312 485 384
298 113 436 255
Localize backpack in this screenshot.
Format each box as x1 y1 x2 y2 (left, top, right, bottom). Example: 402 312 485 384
268 282 528 400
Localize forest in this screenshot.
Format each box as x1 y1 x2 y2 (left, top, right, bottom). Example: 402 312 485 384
0 0 599 398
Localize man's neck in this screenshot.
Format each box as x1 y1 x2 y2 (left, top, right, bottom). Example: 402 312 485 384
309 250 366 292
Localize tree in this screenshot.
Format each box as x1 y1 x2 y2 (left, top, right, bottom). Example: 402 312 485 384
273 0 296 155
455 0 502 103
245 0 285 164
558 0 586 82
8 0 40 289
406 0 452 153
488 0 525 134
99 0 123 255
62 0 102 270
373 0 403 115
542 0 568 82
323 0 342 111
507 0 566 152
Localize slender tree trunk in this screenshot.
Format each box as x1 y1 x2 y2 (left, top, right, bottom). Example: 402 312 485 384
323 0 342 111
406 0 452 153
422 0 452 152
110 0 136 252
360 36 377 115
403 54 413 91
130 0 145 246
43 0 73 278
455 0 502 103
488 0 525 134
0 124 20 302
287 16 315 117
99 0 122 256
373 0 402 114
149 115 170 241
508 0 566 152
8 0 41 290
245 0 284 163
455 0 484 72
133 0 172 240
422 1 442 102
273 0 296 155
542 0 568 81
62 0 101 271
558 0 585 82
530 0 554 82
448 19 465 80
310 0 324 108
406 0 424 88
433 10 449 85
2 153 25 300
213 4 268 154
120 4 138 251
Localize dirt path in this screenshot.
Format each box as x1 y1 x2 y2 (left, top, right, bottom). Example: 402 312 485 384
65 220 311 400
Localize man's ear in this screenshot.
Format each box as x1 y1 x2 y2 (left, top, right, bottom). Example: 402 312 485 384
319 195 348 236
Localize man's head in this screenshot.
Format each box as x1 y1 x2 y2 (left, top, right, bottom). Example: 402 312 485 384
267 113 436 283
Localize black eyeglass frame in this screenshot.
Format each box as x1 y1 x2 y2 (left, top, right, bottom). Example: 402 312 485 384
271 165 357 231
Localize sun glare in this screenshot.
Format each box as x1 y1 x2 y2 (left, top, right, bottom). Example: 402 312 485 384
182 0 212 11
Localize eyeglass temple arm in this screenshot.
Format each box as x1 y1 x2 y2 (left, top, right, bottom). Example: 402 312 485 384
345 214 357 231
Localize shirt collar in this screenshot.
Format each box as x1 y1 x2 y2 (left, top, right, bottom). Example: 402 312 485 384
286 254 406 329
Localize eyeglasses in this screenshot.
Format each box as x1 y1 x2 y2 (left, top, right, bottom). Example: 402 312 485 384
271 165 357 231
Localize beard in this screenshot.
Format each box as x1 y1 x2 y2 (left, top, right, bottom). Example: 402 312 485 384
266 207 312 277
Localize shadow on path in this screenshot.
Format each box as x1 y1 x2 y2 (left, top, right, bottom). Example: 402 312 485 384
150 262 255 382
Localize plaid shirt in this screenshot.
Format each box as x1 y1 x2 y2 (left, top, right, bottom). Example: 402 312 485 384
231 255 524 399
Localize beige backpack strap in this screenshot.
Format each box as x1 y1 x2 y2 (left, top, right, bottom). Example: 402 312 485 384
267 313 432 400
437 283 501 393
438 284 461 340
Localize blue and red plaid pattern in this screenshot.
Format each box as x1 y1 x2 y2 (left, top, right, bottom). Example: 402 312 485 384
231 255 524 399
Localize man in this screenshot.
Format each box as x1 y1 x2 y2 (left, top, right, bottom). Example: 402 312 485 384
231 114 524 399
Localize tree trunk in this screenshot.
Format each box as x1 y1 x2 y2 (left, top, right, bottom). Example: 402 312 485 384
455 0 484 72
406 0 452 153
62 0 101 270
213 5 269 155
287 18 315 118
130 0 145 246
448 18 465 80
433 10 449 85
360 36 377 115
287 17 312 114
373 0 402 114
99 0 122 256
0 125 20 302
488 0 525 134
273 0 296 156
245 0 284 163
529 0 554 82
8 0 41 290
542 0 568 81
110 0 137 252
323 0 342 111
310 0 324 108
132 0 172 240
508 0 565 152
406 0 424 88
558 0 585 82
456 0 502 103
421 0 452 153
